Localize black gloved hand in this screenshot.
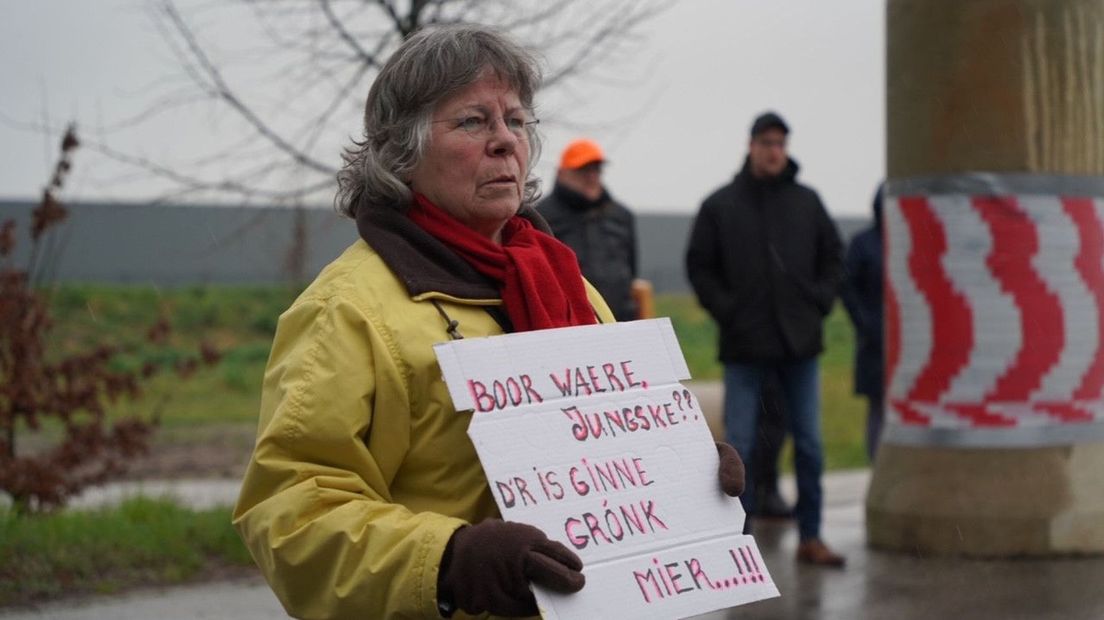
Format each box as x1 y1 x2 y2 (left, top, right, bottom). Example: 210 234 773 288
716 441 746 497
438 519 585 617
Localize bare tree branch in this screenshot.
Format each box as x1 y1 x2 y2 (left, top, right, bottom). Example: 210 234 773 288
543 2 670 88
320 0 384 67
42 0 673 205
155 0 337 175
87 137 333 202
376 0 407 36
495 0 575 31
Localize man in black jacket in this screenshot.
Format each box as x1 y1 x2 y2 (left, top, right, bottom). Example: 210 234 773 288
538 139 638 321
686 112 845 567
842 183 885 462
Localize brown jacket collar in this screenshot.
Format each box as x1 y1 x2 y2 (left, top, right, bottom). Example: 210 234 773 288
355 202 553 300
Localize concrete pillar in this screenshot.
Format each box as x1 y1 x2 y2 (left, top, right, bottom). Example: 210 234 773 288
868 0 1104 556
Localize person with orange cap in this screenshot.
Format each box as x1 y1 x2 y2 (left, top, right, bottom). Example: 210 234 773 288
537 139 639 322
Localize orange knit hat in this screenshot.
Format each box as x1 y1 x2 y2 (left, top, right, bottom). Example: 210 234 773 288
559 139 605 170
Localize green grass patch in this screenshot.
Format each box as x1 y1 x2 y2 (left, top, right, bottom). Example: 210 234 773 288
656 293 869 471
0 498 254 607
41 284 299 429
655 294 722 381
36 285 869 469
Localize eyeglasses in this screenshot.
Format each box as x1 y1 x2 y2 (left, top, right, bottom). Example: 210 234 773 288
432 114 540 139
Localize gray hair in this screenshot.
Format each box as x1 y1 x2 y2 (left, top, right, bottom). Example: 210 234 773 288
335 24 543 218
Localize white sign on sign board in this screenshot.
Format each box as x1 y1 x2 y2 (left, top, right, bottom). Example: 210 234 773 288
434 318 779 619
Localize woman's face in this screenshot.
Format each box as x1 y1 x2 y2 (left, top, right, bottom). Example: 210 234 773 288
409 71 531 243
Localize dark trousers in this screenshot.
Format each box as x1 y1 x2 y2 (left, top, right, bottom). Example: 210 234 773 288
753 374 787 498
724 358 825 540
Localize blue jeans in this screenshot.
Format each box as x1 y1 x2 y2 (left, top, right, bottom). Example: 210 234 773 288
724 358 824 540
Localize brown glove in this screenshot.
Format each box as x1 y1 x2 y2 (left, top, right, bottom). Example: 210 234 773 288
438 519 585 617
716 441 746 497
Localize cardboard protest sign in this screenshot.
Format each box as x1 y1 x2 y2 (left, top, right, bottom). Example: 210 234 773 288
434 318 778 619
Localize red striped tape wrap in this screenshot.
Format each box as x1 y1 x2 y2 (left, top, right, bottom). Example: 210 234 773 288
885 176 1104 446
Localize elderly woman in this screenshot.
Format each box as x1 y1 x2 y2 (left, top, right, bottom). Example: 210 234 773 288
234 24 743 620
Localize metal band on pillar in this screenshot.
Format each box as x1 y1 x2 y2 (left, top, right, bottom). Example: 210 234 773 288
883 173 1104 447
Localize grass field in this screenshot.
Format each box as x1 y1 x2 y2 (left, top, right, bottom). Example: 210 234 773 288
656 295 869 471
0 498 251 606
35 285 871 470
43 285 300 429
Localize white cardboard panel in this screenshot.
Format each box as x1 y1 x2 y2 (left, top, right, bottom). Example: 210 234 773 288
537 534 778 620
434 318 691 414
434 319 778 619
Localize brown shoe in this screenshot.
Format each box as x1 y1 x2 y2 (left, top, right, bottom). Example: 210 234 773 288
796 538 846 567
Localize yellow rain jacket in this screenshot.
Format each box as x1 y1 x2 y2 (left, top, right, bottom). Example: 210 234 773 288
233 205 613 620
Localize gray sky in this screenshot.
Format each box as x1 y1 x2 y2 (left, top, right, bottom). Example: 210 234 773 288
0 0 885 216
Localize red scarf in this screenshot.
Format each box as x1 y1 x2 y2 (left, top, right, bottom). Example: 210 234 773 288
408 193 597 332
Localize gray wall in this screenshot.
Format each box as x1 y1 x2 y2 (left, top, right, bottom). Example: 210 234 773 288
1 200 868 293
2 201 357 286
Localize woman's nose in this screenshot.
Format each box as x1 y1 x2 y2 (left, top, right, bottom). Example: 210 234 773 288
486 119 518 155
